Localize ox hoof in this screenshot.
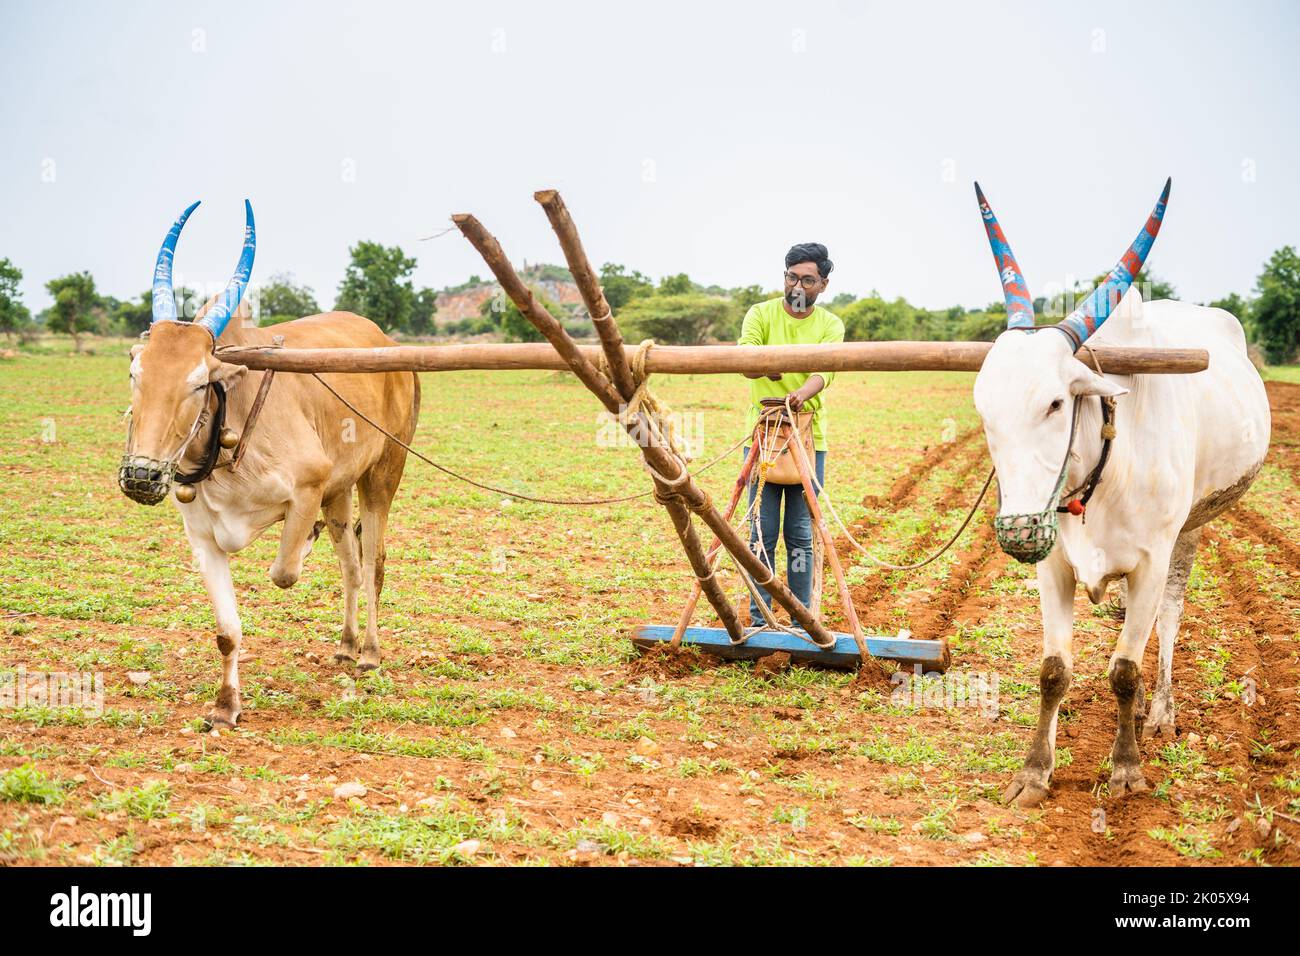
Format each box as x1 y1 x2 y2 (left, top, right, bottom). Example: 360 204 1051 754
205 710 240 732
1142 716 1176 741
334 652 358 668
1003 771 1051 808
1108 764 1149 796
357 656 381 673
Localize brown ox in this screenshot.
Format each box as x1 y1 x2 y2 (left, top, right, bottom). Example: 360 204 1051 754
120 201 419 728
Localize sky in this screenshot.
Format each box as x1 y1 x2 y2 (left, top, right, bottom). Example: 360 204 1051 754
1 0 1297 314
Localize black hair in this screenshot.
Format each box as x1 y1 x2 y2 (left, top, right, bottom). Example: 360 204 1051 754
785 243 833 279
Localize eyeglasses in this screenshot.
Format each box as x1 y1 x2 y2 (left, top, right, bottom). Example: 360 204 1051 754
783 271 821 289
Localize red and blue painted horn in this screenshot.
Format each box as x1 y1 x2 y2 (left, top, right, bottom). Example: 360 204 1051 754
974 182 1035 330
149 199 256 339
150 200 201 324
1054 178 1171 349
196 199 256 340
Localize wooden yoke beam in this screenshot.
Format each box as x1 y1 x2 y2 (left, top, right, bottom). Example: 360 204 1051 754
451 205 838 650
219 342 1210 376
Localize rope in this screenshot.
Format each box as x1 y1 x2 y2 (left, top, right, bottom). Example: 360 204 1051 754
308 372 747 506
783 396 994 571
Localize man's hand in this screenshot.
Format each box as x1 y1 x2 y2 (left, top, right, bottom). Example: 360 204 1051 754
786 374 826 413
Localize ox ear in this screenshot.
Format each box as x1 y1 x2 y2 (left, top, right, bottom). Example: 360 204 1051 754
207 359 248 392
1068 363 1129 399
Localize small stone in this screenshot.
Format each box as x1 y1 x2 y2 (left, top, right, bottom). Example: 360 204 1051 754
964 832 988 844
670 855 693 865
639 817 652 829
416 795 441 808
334 781 367 800
532 753 543 764
294 790 308 803
635 736 659 756
499 727 518 739
1255 816 1271 838
701 741 718 751
1226 817 1242 833
601 812 621 827
227 779 248 793
56 816 76 827
126 671 151 686
744 797 763 807
574 839 602 857
173 762 193 774
305 652 321 664
530 779 547 792
454 839 481 858
1186 732 1201 748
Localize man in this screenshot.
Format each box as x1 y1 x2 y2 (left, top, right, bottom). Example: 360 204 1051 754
738 242 844 627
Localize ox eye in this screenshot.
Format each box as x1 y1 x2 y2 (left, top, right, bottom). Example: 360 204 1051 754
1048 398 1064 414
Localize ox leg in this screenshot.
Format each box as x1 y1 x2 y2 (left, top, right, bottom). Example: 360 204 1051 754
1107 554 1168 796
1005 550 1075 808
355 477 397 672
191 536 243 729
1145 528 1201 740
323 491 364 667
269 483 326 589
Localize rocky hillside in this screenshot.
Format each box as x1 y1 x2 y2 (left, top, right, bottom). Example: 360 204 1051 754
434 265 584 328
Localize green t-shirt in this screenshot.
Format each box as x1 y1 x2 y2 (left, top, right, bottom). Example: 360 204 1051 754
737 297 844 451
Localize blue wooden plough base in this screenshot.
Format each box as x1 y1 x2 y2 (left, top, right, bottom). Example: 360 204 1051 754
633 625 950 672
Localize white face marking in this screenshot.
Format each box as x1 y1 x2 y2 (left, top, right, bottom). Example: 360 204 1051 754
184 360 208 390
130 353 143 381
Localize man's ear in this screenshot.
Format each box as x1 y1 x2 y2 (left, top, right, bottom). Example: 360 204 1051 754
1069 363 1129 398
208 361 248 392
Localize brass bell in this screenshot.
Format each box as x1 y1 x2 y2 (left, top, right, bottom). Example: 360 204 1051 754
174 484 197 504
218 427 240 449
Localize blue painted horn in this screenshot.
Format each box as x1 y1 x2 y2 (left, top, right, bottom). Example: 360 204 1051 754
1054 178 1171 349
149 199 257 339
974 183 1035 331
150 200 201 324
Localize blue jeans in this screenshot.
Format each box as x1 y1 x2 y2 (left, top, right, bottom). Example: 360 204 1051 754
743 448 826 625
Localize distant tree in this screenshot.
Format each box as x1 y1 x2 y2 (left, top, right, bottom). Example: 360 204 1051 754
840 296 917 341
335 241 417 332
1253 246 1300 364
656 273 694 296
0 258 33 342
478 287 550 343
829 292 858 310
257 272 320 324
114 291 154 336
618 293 732 345
730 284 768 312
956 304 1009 342
407 287 438 336
598 263 654 311
45 271 100 352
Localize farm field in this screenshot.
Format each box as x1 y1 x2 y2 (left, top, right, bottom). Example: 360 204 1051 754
1 340 1298 867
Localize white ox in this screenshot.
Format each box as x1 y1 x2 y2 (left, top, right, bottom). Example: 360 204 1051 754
970 180 1270 805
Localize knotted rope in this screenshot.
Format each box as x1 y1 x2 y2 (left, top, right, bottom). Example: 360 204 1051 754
595 338 692 464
